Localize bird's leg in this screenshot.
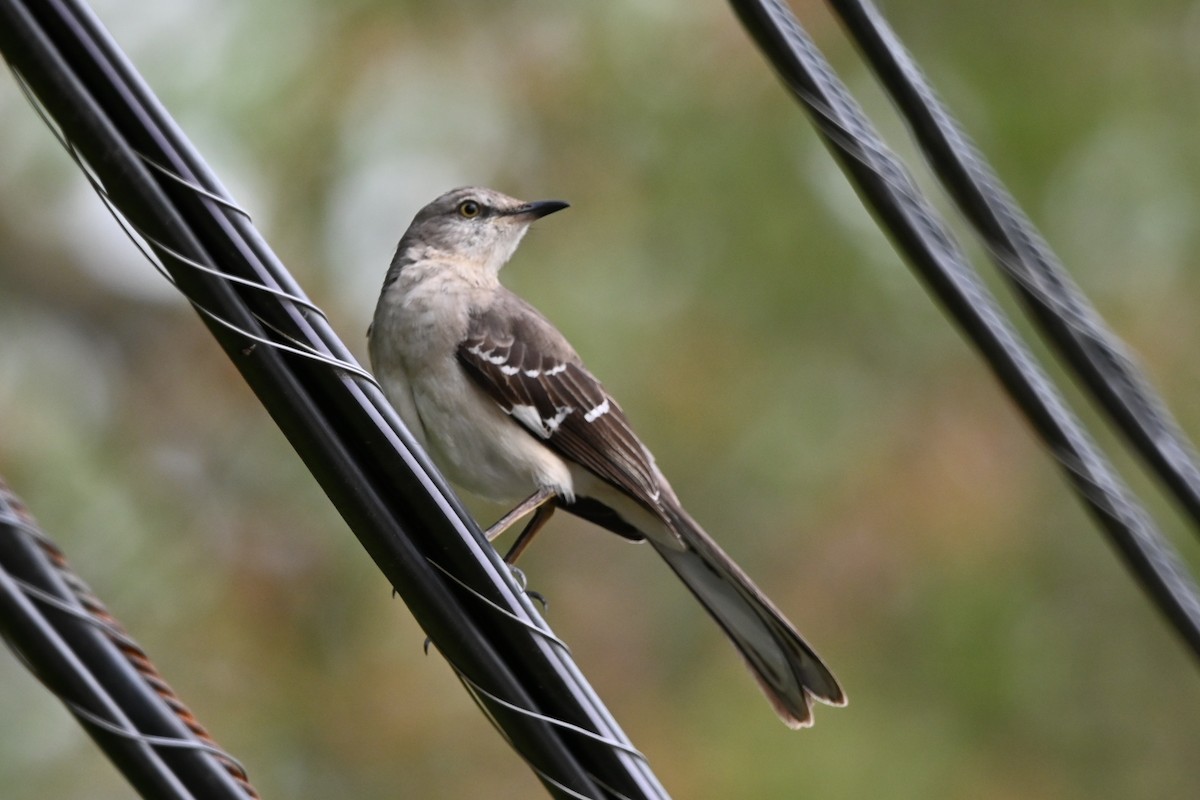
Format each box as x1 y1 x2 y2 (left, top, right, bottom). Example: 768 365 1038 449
501 502 556 565
484 491 557 608
484 486 556 542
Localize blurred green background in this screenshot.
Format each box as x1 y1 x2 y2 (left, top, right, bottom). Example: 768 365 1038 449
3 0 1200 797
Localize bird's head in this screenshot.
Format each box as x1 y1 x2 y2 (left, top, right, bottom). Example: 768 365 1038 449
398 186 569 276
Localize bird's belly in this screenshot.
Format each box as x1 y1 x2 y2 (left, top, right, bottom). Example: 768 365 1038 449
410 364 573 505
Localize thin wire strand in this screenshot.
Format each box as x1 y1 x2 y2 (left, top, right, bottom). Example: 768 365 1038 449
454 681 636 800
453 668 649 764
63 702 249 768
425 556 571 651
136 151 253 219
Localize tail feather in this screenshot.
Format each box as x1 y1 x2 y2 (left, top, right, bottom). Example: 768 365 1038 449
649 507 845 728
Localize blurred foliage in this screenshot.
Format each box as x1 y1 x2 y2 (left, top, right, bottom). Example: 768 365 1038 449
3 0 1200 797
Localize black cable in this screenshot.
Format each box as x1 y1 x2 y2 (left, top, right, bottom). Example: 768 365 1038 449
728 0 1200 657
0 1 667 797
829 0 1200 532
0 479 253 799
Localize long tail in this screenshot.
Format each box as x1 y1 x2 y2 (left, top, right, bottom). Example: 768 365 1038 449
649 506 846 728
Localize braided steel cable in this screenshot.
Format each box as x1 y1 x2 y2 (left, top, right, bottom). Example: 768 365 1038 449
0 478 259 799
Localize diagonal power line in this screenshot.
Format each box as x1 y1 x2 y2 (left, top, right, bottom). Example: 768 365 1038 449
0 478 260 799
728 0 1200 657
0 1 668 797
829 0 1200 532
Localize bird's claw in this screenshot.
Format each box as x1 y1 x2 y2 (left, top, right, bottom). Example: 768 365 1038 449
507 565 549 611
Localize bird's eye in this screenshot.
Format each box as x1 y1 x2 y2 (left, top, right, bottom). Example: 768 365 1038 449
457 200 481 219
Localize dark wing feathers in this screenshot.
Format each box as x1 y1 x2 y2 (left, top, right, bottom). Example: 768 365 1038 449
457 298 662 514
459 298 847 726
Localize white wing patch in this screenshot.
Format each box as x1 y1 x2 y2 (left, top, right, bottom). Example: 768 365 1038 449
519 362 570 379
458 309 662 512
583 398 610 423
469 344 573 384
511 403 573 439
467 344 508 366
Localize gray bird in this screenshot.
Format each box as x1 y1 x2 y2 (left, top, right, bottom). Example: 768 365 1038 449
368 186 845 727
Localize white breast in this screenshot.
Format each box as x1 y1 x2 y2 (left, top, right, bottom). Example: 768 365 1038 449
369 259 574 505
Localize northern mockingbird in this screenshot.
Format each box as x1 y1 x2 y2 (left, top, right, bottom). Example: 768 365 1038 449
368 186 845 728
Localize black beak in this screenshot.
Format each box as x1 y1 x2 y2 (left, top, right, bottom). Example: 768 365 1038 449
512 199 570 219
